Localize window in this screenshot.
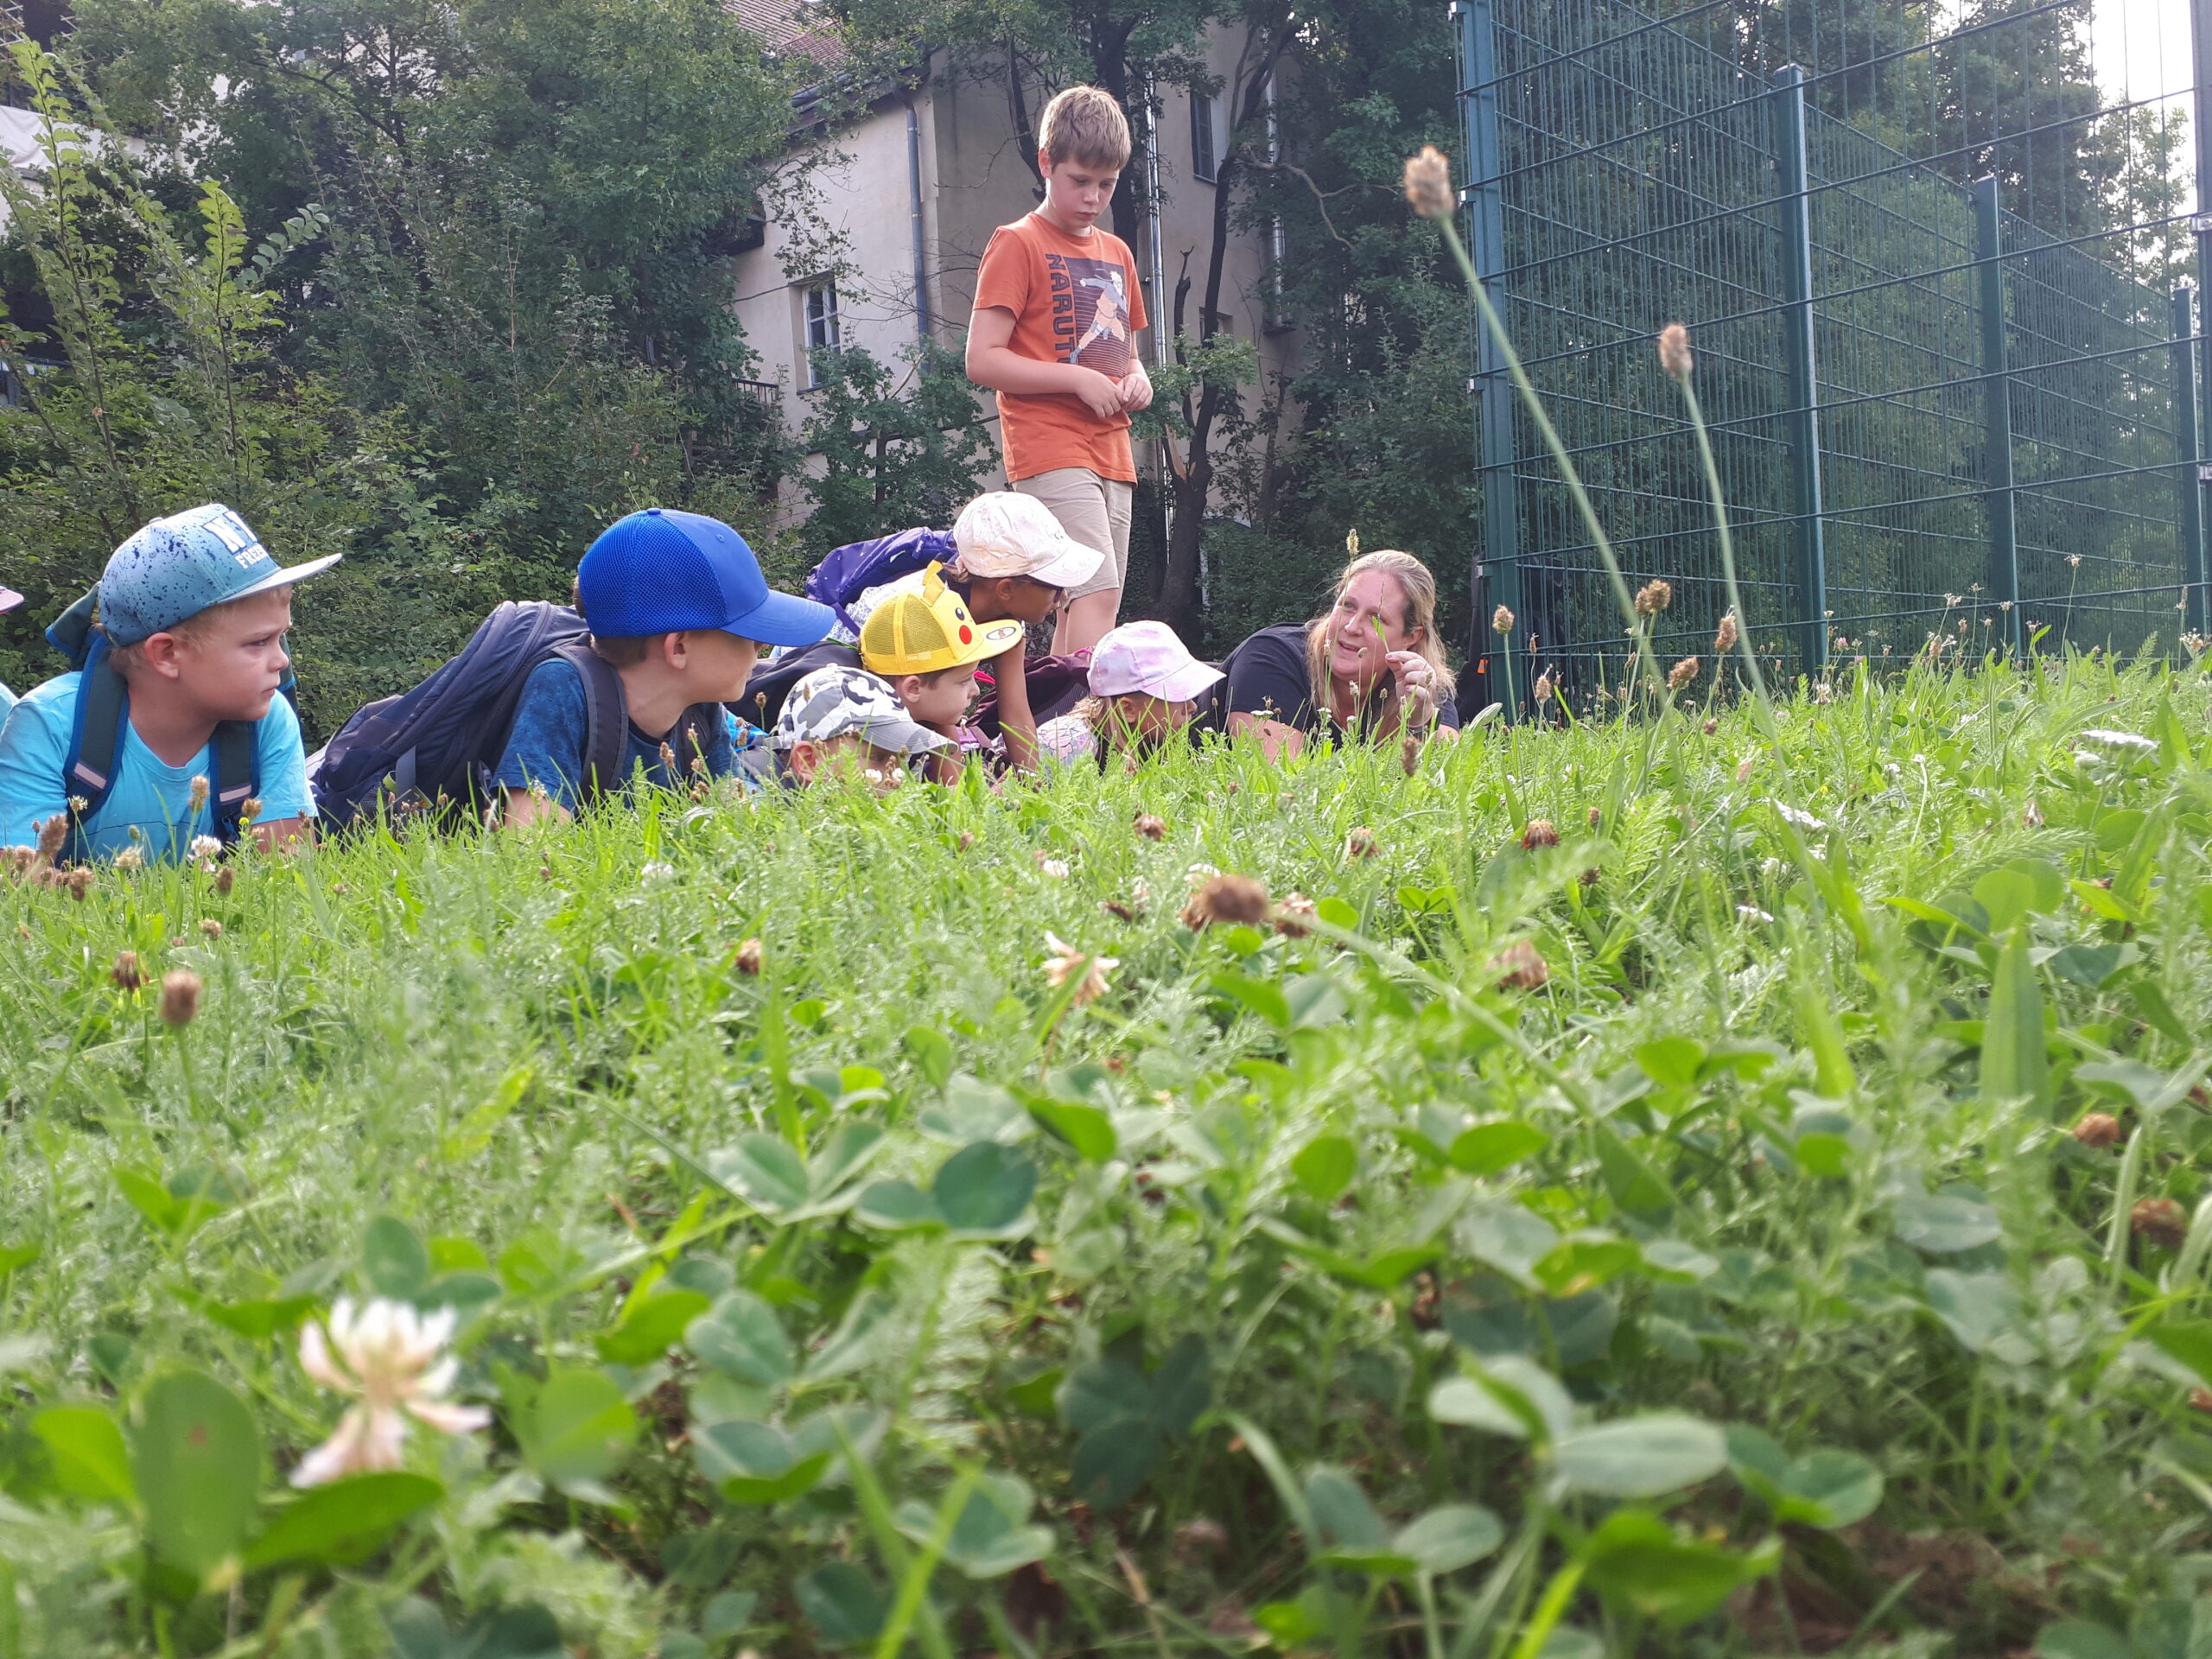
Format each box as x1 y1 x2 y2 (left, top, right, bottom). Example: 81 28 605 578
804 283 841 353
1192 91 1222 183
800 282 841 387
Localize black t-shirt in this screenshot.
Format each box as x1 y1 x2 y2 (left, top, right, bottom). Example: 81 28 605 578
1200 623 1460 737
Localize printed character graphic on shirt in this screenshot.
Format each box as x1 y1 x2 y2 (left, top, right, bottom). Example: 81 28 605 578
1047 255 1131 378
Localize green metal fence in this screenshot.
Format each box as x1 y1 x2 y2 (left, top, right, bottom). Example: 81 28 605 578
1452 0 2211 709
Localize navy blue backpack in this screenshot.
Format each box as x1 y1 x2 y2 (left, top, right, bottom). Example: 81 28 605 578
44 588 264 864
308 601 717 830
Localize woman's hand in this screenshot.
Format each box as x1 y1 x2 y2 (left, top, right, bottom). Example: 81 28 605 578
1384 650 1434 699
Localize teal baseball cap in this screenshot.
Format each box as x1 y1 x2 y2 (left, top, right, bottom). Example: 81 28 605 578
99 504 341 645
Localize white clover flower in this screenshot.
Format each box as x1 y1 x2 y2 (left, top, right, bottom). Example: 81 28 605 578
292 1298 489 1487
1185 862 1220 890
189 835 223 862
1043 931 1117 1007
1037 857 1071 880
639 861 675 882
111 846 144 872
1737 905 1775 924
1772 802 1827 832
2078 728 2156 755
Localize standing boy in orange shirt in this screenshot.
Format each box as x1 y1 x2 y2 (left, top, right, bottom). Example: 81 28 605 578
966 86 1154 658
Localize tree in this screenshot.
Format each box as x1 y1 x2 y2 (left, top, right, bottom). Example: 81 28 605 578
798 341 999 556
67 0 800 584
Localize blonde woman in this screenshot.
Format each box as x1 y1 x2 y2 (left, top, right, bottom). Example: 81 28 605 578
1214 550 1459 762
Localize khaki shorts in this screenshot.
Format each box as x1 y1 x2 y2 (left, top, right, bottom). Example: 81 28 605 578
1014 467 1133 603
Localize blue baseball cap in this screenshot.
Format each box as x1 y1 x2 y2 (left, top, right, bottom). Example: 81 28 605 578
578 508 832 648
99 504 341 645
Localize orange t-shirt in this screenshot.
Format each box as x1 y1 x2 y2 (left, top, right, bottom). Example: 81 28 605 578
972 212 1148 484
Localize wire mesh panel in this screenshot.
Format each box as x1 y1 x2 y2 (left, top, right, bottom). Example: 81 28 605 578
1453 0 2206 705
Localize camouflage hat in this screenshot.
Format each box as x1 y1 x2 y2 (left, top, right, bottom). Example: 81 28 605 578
770 664 954 755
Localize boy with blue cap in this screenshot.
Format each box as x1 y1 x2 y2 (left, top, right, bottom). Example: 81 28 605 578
0 504 338 861
496 507 832 825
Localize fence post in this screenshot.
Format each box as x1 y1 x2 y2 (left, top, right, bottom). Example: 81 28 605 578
1974 176 2021 658
2194 0 2212 639
2176 286 2209 639
1455 0 1522 715
1771 65 1827 678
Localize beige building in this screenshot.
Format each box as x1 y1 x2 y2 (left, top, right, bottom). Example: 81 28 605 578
725 5 1299 520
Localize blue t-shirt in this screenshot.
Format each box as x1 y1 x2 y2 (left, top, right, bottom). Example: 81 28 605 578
0 671 314 861
491 657 763 810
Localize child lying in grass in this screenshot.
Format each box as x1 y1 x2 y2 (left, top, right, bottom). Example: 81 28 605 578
859 568 1023 783
771 664 953 789
0 505 338 861
1035 620 1222 768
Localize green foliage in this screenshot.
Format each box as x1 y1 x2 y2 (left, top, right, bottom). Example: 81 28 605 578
3 334 2212 1659
795 341 997 558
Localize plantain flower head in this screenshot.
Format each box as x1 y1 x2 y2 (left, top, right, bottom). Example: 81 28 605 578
292 1297 490 1487
1402 147 1453 219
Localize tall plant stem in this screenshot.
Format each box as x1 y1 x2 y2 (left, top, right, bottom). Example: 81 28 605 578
1433 214 1667 701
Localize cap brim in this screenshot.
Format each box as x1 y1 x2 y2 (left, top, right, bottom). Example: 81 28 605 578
0 586 22 613
1027 539 1104 589
728 588 836 649
1151 659 1224 702
859 715 955 755
232 551 345 602
955 620 1027 664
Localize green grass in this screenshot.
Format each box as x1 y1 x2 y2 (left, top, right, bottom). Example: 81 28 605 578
4 649 2212 1659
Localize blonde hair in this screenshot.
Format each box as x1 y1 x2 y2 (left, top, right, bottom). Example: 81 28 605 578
1039 86 1132 171
1303 550 1458 734
100 594 250 676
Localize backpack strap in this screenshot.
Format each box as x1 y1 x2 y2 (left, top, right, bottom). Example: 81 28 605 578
550 641 630 802
60 639 127 867
210 720 257 845
672 702 721 785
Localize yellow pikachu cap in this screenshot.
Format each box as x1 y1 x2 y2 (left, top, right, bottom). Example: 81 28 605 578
859 564 1024 676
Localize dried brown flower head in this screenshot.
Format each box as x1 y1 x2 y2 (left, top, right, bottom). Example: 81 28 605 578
956 830 976 851
35 815 67 862
2133 1197 2187 1249
188 774 211 814
1586 805 1601 826
1274 893 1318 938
65 868 95 900
111 950 144 991
1580 867 1600 887
1657 322 1694 380
1344 826 1379 860
158 969 202 1027
1490 939 1548 992
734 938 764 977
659 741 677 774
239 798 263 825
1702 718 1718 735
1134 812 1167 841
2071 1113 2121 1149
1667 656 1700 691
214 866 236 895
1532 670 1554 709
1491 604 1515 637
1402 146 1453 219
1520 819 1560 850
1043 932 1117 1007
1714 612 1739 653
199 918 223 938
1102 899 1141 922
1634 580 1673 617
1181 873 1271 930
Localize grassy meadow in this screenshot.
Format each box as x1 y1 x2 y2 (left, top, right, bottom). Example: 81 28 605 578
4 648 2212 1659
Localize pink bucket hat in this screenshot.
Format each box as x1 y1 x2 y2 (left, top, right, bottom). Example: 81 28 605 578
1088 620 1223 702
